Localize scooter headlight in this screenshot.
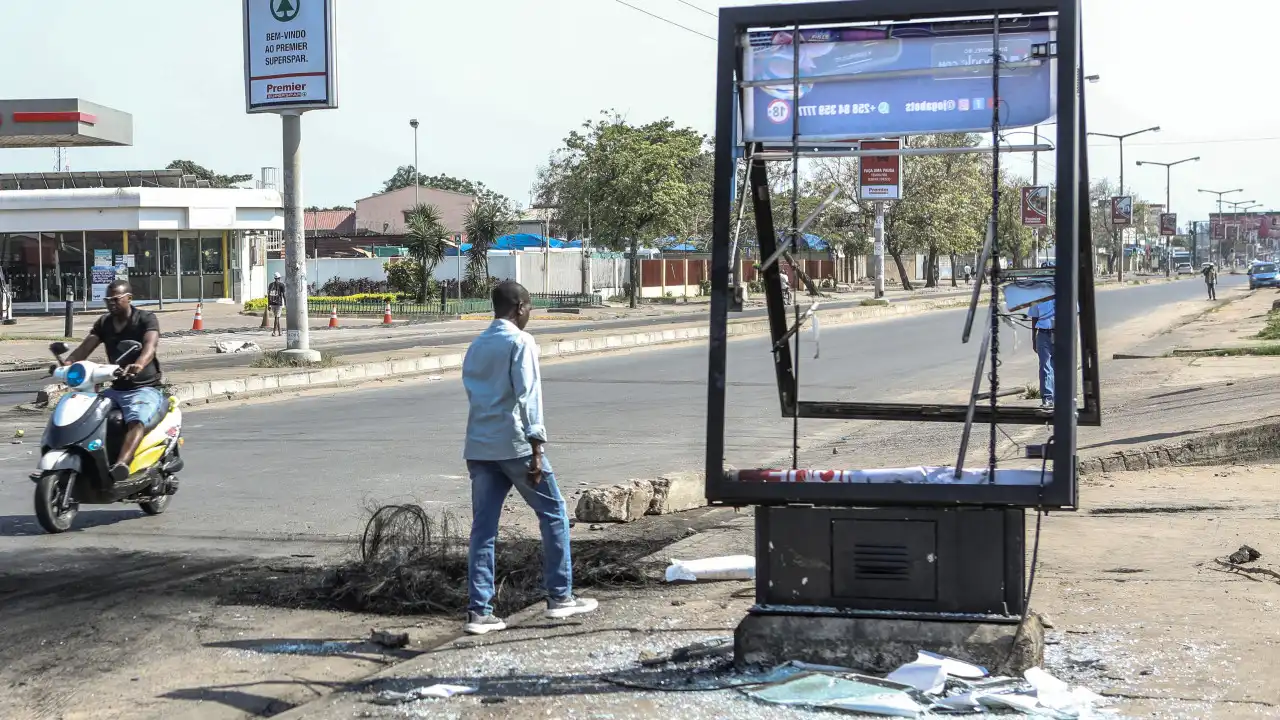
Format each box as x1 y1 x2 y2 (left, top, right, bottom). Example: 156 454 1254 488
65 362 88 388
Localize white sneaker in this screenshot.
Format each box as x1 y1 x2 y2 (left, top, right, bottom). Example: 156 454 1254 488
545 596 598 619
463 612 506 635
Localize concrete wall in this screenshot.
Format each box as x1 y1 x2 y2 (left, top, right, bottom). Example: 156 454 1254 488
265 251 584 293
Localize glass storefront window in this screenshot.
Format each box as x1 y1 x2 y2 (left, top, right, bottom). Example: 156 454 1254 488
128 231 162 302
47 232 85 303
0 233 44 302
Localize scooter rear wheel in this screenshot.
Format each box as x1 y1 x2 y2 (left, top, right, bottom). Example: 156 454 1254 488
139 493 170 516
34 470 79 534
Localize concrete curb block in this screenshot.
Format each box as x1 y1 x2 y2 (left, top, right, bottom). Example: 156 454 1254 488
575 471 707 523
168 295 971 408
1078 417 1280 475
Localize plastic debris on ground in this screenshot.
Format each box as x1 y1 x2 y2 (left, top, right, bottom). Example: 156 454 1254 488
370 684 476 705
742 649 1109 717
664 554 755 583
745 672 924 718
212 340 261 354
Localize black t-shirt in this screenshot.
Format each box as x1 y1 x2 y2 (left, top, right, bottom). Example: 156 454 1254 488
267 281 286 306
91 307 161 391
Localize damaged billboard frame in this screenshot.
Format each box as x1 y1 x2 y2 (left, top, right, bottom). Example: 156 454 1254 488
704 0 1096 510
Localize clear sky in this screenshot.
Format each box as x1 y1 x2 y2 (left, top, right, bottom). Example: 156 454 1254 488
1 0 1275 224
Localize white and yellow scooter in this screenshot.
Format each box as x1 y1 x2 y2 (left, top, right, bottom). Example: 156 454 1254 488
32 340 185 533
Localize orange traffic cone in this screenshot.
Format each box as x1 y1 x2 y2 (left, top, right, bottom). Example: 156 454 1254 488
328 305 339 329
382 301 393 325
191 303 204 331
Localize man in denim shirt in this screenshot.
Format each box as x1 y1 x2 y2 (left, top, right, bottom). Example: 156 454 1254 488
1027 297 1055 409
460 281 597 635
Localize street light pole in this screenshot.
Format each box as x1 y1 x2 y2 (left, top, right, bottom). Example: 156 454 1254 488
1088 125 1161 281
409 119 420 208
1199 188 1244 266
1135 156 1199 276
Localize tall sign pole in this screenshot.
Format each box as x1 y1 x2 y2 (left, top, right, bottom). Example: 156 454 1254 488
859 139 902 299
243 0 338 362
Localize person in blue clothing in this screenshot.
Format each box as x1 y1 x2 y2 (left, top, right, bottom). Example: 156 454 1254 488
1027 296 1055 409
459 280 598 636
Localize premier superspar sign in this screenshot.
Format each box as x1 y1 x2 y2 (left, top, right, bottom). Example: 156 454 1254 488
243 0 337 113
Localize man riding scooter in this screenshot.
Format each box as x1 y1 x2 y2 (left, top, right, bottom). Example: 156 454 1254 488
57 279 164 483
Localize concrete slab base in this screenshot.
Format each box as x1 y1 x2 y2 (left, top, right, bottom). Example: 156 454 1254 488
734 611 1045 676
279 348 322 363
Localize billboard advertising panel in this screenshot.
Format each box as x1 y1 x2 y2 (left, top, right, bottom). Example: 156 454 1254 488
1210 213 1279 241
741 18 1056 142
859 139 902 200
1159 213 1177 236
243 0 338 113
1021 185 1049 226
1110 196 1133 227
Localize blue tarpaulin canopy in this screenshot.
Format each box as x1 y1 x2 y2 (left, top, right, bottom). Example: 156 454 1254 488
656 236 702 252
775 232 829 251
494 233 566 250
444 243 473 256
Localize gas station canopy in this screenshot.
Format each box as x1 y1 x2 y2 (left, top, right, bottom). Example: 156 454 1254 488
0 99 132 148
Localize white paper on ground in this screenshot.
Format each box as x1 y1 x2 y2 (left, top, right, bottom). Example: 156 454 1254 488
885 661 947 694
1025 666 1110 714
665 555 755 583
212 340 261 354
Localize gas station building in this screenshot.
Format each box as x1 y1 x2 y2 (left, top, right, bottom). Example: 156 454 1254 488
0 98 279 311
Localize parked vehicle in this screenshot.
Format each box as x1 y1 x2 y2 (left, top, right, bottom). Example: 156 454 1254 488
1175 262 1194 276
31 340 185 533
1249 262 1278 290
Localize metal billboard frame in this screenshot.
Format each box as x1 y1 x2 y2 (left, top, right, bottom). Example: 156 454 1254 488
243 0 340 114
705 0 1095 510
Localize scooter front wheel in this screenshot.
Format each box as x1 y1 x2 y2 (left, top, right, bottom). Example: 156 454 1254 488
34 470 79 534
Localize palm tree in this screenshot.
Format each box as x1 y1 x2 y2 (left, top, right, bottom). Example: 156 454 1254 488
405 203 450 302
463 197 517 293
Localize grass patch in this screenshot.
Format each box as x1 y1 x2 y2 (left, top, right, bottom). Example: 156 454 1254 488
249 350 341 369
1174 345 1280 357
1022 383 1042 400
861 298 891 306
1255 310 1280 340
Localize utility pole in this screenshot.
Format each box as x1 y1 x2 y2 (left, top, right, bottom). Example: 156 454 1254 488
1135 156 1199 277
1228 200 1262 265
281 112 319 362
1089 126 1160 281
409 119 420 207
1031 125 1039 266
1199 188 1244 267
873 203 885 298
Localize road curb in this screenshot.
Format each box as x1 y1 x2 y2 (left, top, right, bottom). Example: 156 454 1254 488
169 295 974 407
1078 416 1280 475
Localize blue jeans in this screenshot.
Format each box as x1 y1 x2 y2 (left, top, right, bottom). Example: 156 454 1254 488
466 453 572 615
1035 330 1055 405
102 386 166 427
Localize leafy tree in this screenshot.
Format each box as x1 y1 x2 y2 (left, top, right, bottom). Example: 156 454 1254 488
535 111 707 307
384 260 424 299
166 160 253 188
380 167 518 212
305 205 353 212
404 203 451 302
463 197 517 289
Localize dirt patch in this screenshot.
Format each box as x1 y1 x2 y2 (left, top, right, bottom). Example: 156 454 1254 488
231 505 728 618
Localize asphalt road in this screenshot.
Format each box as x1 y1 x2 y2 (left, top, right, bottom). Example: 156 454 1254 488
0 277 1231 557
0 290 969 396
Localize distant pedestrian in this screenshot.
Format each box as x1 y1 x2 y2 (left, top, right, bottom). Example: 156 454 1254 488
1027 296 1055 409
963 264 973 284
1202 263 1218 300
460 280 596 636
267 272 286 337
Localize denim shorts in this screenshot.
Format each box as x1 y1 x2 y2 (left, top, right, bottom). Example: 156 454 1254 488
102 386 166 427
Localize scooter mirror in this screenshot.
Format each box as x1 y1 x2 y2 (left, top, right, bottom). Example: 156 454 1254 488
49 341 69 356
116 340 142 364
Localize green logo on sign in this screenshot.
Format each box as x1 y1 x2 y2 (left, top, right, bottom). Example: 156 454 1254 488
271 0 299 22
